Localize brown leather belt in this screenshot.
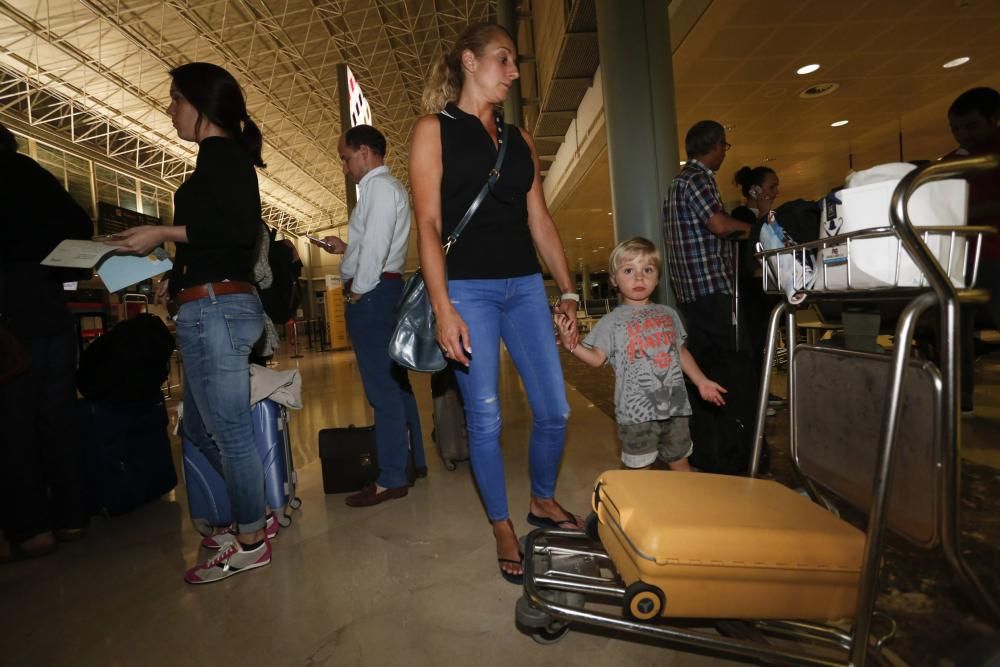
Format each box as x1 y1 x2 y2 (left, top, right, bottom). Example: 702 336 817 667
174 281 256 307
343 272 402 293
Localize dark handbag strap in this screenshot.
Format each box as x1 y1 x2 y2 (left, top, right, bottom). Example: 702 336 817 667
442 111 510 255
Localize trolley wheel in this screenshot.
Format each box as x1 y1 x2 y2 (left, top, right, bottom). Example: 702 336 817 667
583 512 601 543
277 513 292 528
531 624 569 645
624 582 665 621
444 460 457 471
289 497 302 510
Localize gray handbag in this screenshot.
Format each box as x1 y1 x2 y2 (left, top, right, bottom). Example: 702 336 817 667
389 116 510 372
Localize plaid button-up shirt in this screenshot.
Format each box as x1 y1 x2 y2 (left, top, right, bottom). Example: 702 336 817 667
663 159 732 303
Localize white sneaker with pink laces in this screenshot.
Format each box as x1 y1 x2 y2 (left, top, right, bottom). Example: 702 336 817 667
200 514 279 550
184 533 271 584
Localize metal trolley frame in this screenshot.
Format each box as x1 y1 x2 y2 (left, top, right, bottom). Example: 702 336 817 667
516 156 1000 665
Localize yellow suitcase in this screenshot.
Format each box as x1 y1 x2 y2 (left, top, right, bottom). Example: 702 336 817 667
592 470 866 621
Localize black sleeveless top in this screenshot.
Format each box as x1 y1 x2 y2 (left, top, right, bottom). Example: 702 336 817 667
439 102 540 279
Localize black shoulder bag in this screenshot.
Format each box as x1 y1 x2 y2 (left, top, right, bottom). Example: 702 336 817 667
389 115 510 372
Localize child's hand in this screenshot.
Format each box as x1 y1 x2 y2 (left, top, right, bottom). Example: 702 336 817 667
697 380 727 407
553 313 576 351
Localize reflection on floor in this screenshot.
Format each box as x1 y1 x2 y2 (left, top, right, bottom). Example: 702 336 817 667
0 346 745 666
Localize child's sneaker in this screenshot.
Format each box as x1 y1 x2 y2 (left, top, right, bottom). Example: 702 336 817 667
200 514 279 550
184 534 271 584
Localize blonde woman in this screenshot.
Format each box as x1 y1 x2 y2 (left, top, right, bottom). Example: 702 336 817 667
409 23 583 584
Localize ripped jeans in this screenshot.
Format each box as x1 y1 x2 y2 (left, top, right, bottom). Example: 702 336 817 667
448 273 571 521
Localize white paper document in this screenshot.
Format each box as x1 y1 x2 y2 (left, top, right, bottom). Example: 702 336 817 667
41 239 172 293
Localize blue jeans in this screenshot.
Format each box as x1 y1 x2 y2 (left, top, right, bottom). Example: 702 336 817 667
176 289 266 534
345 278 426 488
448 273 571 521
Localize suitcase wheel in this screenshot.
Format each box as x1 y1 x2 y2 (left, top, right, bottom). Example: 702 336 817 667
624 582 665 621
277 512 292 528
289 497 302 510
444 459 457 471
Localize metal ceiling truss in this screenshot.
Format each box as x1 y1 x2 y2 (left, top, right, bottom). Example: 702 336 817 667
0 0 495 237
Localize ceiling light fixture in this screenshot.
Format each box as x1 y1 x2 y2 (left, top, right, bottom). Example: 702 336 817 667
575 236 583 240
942 56 970 68
831 120 849 127
796 63 821 75
607 212 612 216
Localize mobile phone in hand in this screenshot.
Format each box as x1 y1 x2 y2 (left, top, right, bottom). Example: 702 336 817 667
306 234 333 249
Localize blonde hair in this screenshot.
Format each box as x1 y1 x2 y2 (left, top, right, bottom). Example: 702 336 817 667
608 237 662 276
421 23 513 114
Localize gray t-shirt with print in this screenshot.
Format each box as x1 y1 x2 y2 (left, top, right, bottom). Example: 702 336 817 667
583 303 691 425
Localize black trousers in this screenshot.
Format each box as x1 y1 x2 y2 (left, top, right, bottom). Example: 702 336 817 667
679 292 766 473
0 330 88 543
961 260 1000 409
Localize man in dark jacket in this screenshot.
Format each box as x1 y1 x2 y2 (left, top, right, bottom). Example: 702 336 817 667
0 122 94 561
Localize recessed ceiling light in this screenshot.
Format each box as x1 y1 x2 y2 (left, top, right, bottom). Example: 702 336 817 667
831 120 849 127
575 236 583 240
942 56 970 69
607 212 612 216
796 63 821 75
679 160 687 166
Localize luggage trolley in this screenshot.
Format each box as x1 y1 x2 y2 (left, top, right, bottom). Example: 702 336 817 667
515 156 1000 665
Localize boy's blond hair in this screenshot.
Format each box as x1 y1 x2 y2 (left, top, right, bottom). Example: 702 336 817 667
608 237 662 277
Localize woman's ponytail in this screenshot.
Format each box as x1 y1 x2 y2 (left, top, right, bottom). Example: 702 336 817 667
240 116 266 168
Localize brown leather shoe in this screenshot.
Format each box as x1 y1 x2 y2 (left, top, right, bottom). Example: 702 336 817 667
345 483 408 507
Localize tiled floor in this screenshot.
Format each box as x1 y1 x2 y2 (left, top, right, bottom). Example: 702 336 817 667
0 346 746 667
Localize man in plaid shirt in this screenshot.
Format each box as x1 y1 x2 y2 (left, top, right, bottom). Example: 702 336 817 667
663 120 760 473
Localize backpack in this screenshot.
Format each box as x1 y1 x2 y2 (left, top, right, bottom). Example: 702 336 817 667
258 236 302 325
76 313 174 400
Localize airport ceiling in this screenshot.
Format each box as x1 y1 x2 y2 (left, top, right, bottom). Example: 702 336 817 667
2 0 999 253
0 0 494 235
555 0 1000 274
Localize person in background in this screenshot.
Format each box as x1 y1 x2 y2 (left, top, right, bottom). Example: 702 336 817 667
664 120 764 475
311 124 427 506
731 165 783 412
945 87 1000 414
410 22 583 584
556 237 726 471
0 122 93 562
108 63 272 583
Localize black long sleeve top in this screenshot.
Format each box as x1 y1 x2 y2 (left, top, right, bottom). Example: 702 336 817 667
0 151 94 338
168 136 261 296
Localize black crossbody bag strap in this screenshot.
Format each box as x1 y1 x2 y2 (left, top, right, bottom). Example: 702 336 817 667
442 111 510 255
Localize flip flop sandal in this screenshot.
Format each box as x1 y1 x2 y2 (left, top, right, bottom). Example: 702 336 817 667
498 554 524 585
526 500 581 530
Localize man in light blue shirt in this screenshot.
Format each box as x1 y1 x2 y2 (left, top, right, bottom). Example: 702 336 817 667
312 124 425 506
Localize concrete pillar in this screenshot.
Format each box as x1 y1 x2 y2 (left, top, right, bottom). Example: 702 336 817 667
496 0 524 127
596 0 681 304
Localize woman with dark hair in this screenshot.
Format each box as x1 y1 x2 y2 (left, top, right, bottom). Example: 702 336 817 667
410 23 583 584
108 62 272 584
731 165 779 225
731 165 781 407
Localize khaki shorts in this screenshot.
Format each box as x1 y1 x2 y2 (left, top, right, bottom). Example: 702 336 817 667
617 417 693 469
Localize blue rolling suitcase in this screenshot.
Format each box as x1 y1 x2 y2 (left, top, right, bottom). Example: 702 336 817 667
182 398 301 536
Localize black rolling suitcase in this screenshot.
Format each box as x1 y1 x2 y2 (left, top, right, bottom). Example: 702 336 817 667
318 425 378 493
318 425 417 492
431 368 469 470
77 395 177 515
